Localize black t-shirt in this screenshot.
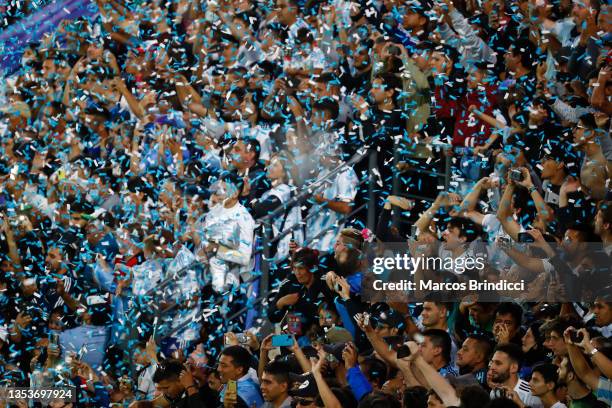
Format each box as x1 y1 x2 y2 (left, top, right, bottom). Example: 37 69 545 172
268 273 336 333
570 391 609 408
237 161 271 211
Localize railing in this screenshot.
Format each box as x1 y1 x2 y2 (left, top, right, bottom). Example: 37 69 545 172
160 147 378 338
149 144 451 339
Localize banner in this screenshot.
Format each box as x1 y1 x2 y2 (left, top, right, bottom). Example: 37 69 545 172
0 0 97 75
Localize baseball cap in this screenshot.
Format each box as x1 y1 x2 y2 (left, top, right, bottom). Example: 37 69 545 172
325 326 353 344
322 343 346 361
289 373 318 398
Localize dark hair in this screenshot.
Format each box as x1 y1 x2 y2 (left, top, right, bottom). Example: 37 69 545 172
221 171 246 197
526 321 544 347
316 72 340 85
220 346 252 377
291 247 320 271
598 201 612 226
423 329 452 365
127 176 155 200
313 97 339 121
460 385 491 408
263 360 291 386
242 136 261 163
447 217 483 243
578 113 597 130
358 391 402 408
531 363 559 386
510 40 535 69
374 72 403 98
466 333 493 362
361 357 388 388
493 343 523 365
539 315 582 338
495 303 523 327
89 302 112 326
153 360 184 383
296 27 314 44
403 386 428 408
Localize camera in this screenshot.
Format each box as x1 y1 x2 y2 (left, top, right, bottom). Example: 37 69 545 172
568 330 584 344
397 345 411 359
224 333 249 346
510 169 524 182
49 332 60 346
517 232 535 243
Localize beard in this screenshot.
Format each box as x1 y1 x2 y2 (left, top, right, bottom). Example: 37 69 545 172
490 370 510 384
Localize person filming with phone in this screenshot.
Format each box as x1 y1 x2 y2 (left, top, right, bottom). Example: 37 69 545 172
267 247 334 345
217 345 263 408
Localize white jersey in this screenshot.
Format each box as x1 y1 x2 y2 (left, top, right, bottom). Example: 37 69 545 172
491 379 543 408
306 166 358 252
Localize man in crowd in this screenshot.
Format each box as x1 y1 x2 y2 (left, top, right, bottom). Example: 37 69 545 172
261 360 292 408
217 345 263 408
487 343 543 408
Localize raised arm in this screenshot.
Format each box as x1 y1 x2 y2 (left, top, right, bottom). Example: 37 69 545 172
355 316 398 368
563 328 600 390
0 216 22 272
415 193 448 235
497 182 520 241
458 177 495 220
470 105 507 129
113 76 145 119
311 350 343 408
408 342 461 406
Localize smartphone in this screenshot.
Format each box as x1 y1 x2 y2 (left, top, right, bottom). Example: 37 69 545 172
286 315 303 336
49 333 60 346
224 333 249 346
509 169 524 182
517 232 535 243
226 379 237 400
396 345 411 359
271 334 294 347
497 236 512 249
569 330 584 344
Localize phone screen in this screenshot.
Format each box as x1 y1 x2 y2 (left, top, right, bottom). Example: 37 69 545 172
226 380 237 396
271 334 294 347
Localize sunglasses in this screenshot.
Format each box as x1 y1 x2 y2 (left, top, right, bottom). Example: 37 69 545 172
295 398 317 406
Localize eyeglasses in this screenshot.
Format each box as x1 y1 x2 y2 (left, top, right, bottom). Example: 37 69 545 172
295 398 317 406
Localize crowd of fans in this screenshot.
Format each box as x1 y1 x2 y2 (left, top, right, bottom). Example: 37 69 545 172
0 0 611 406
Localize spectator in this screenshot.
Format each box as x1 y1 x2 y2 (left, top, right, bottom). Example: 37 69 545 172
420 329 459 377
456 333 492 386
268 247 334 342
493 303 524 346
261 360 292 408
305 148 358 252
217 345 264 408
152 359 209 408
529 363 567 408
198 171 255 293
0 0 610 406
557 356 609 408
487 343 543 408
540 316 582 359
